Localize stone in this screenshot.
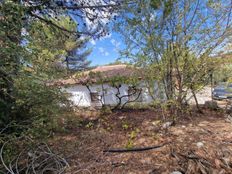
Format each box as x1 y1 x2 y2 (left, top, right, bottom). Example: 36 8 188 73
225 115 232 123
152 120 161 126
196 142 204 148
170 171 182 174
162 121 173 129
204 100 218 109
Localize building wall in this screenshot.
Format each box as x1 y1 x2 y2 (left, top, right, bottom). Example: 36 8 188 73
63 82 161 107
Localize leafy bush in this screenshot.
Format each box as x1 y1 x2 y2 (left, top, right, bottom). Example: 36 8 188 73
124 103 151 110
0 2 77 138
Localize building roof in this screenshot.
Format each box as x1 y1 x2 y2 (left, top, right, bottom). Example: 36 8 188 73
50 64 139 86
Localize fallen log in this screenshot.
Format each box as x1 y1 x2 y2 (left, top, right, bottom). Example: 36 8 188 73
103 142 170 153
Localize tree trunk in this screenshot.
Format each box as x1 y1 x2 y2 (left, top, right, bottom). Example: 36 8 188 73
191 88 202 112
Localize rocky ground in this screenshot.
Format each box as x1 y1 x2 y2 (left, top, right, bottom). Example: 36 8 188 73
50 107 232 174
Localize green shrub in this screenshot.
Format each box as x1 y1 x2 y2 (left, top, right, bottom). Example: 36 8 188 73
100 105 112 115
124 102 151 110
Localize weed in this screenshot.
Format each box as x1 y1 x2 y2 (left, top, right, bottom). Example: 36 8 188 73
125 129 140 149
122 121 130 130
100 105 112 115
85 122 94 128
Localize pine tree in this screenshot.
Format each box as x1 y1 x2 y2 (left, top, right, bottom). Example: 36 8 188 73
65 40 92 71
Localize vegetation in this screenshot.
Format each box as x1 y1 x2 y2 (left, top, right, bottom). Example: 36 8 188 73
115 0 232 110
213 53 232 84
1 8 76 136
0 0 232 173
82 70 143 110
64 38 92 72
0 0 120 173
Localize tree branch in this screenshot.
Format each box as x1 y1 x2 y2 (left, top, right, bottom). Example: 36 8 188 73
29 12 93 36
63 4 120 10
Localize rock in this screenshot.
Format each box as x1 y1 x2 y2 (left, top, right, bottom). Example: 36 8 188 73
227 105 232 112
225 115 232 123
196 142 204 148
152 120 161 126
221 157 230 166
204 101 218 110
162 121 174 129
170 171 182 174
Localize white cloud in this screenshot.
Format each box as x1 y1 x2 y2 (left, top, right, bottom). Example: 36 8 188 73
111 39 121 47
90 39 96 45
98 47 109 56
99 47 104 52
111 39 116 45
110 39 121 52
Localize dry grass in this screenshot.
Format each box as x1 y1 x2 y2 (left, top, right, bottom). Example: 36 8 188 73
50 107 232 174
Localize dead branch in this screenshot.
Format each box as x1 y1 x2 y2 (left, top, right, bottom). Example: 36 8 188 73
0 139 69 174
112 85 142 110
121 88 142 109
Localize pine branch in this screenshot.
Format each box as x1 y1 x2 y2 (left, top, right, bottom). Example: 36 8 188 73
29 12 94 36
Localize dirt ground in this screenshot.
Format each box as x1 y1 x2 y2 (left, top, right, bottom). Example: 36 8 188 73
50 107 232 174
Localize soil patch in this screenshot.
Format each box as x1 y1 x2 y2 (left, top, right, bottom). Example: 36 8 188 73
50 108 232 174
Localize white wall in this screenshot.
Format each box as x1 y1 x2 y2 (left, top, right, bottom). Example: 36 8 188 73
64 85 91 107
63 82 161 107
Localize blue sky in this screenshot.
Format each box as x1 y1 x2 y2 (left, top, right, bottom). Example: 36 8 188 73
68 3 126 66
87 32 125 66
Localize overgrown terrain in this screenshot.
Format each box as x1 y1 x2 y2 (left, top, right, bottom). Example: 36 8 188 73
44 106 232 174
1 0 232 173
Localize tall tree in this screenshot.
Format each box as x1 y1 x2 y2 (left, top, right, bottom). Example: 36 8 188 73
0 0 124 132
65 39 92 71
13 0 122 37
115 0 232 108
0 9 76 135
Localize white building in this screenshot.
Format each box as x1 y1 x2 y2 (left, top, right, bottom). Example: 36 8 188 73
53 64 163 108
